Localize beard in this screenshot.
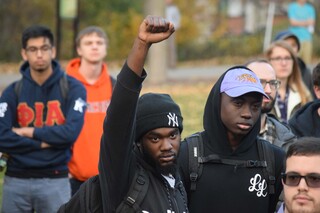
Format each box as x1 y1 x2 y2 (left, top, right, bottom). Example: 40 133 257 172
34 68 46 73
261 95 276 113
30 60 51 73
156 159 178 176
143 149 178 176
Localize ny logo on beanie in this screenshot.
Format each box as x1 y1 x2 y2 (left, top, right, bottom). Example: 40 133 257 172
167 113 179 127
135 93 183 141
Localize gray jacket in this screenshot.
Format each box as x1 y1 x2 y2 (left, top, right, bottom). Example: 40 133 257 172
262 115 296 151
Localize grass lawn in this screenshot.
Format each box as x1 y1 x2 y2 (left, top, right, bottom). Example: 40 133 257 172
0 80 216 209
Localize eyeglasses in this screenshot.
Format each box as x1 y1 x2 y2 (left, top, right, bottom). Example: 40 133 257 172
260 79 281 90
282 172 320 188
25 45 52 55
270 57 293 63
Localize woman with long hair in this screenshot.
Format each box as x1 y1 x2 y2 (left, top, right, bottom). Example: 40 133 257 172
265 40 313 123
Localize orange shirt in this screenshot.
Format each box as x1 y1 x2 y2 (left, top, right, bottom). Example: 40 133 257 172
67 58 113 181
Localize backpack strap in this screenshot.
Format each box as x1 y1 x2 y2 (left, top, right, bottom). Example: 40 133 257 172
200 154 267 169
186 132 204 191
14 73 68 101
116 166 149 213
59 72 69 101
110 76 116 89
257 138 276 195
14 79 23 99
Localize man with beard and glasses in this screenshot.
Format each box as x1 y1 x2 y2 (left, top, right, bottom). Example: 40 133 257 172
178 66 285 213
59 16 189 213
0 25 86 213
245 59 296 150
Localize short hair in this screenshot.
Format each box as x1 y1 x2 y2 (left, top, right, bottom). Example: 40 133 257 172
286 137 320 159
312 63 320 87
76 26 108 47
21 25 54 49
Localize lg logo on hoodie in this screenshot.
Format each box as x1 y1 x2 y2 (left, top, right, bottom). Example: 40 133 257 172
248 174 267 197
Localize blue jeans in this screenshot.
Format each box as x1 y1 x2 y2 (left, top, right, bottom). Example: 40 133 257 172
1 176 71 213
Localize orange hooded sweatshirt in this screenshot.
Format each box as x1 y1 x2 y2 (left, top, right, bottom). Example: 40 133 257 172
67 58 113 181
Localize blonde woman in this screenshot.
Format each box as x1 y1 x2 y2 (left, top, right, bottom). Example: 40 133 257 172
266 40 312 123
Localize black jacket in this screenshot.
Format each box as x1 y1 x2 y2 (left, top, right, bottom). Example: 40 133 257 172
298 57 316 99
178 69 285 213
289 99 320 137
99 63 188 213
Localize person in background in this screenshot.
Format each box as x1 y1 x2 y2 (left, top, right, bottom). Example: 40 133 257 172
265 40 312 124
289 63 320 137
179 66 285 213
0 25 86 213
287 0 316 65
277 137 320 213
245 59 296 150
66 26 116 195
273 30 315 99
165 0 181 68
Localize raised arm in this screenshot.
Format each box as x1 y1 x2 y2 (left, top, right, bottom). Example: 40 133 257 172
98 15 175 212
127 15 175 76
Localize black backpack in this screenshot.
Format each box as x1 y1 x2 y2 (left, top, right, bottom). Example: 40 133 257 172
186 132 276 194
58 175 103 213
58 166 149 213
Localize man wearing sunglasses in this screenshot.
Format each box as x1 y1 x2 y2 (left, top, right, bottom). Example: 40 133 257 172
245 59 296 150
278 137 320 213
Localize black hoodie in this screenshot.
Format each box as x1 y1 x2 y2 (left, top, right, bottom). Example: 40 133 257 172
178 68 285 213
289 100 320 137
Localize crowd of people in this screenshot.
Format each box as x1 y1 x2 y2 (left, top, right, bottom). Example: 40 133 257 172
0 0 319 212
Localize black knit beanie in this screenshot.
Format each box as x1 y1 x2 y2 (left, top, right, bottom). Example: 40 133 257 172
135 93 183 142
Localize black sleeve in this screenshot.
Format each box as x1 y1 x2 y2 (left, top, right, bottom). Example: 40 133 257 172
99 62 146 212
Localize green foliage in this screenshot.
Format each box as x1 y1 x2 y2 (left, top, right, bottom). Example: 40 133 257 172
0 0 56 62
0 0 320 64
105 10 143 61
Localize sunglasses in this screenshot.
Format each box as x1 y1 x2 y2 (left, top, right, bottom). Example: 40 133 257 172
282 172 320 188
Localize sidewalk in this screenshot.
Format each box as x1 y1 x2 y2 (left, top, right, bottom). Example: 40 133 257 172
167 65 230 81
0 64 231 92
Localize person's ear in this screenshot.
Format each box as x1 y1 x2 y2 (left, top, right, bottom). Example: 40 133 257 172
21 49 27 61
314 85 320 99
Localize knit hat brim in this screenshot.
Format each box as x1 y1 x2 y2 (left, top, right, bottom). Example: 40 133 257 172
135 93 183 141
